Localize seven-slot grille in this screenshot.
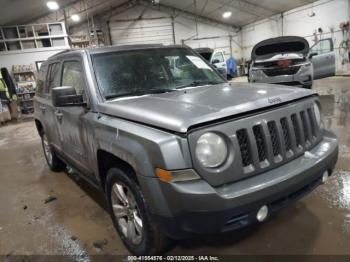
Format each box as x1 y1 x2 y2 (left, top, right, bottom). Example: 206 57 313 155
236 106 319 172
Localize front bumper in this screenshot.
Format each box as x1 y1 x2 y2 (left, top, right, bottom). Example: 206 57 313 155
149 131 338 239
250 63 313 86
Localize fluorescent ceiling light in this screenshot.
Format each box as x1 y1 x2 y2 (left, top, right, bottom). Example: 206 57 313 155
71 14 80 22
222 11 232 18
47 1 59 10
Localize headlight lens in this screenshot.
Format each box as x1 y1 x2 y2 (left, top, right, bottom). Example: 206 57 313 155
195 132 228 168
313 102 321 126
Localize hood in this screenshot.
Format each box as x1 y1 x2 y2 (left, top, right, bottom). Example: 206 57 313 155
98 83 315 133
251 36 309 61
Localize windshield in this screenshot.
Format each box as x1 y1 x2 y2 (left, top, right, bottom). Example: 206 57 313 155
92 47 225 100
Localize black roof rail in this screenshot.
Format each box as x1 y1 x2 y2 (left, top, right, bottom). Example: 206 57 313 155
50 49 73 58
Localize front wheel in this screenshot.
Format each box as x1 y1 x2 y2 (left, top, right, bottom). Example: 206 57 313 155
106 167 171 255
41 133 65 172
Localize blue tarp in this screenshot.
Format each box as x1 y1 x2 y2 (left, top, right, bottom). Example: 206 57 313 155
226 57 237 77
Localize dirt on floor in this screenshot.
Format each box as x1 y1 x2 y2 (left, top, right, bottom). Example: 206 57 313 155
0 77 350 258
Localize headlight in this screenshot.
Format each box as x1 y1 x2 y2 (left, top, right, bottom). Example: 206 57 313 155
195 132 228 168
313 102 321 126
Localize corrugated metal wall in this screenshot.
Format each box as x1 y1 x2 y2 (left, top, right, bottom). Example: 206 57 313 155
109 18 174 46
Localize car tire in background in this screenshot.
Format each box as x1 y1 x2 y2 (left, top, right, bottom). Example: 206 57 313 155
41 133 66 172
106 167 172 255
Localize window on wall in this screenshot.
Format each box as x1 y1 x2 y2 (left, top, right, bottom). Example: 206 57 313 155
45 62 61 95
61 61 85 96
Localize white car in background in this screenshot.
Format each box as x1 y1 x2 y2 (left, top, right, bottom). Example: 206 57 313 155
249 36 336 88
194 48 228 77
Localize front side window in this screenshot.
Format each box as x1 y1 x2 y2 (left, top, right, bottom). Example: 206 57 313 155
92 48 225 100
62 61 85 96
311 39 333 55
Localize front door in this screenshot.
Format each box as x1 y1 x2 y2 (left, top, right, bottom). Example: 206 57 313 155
310 38 336 80
54 59 91 176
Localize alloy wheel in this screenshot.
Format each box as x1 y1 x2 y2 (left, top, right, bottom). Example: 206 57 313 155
42 135 53 166
111 182 143 245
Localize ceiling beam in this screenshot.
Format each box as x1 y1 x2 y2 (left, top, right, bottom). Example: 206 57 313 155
140 0 241 30
26 0 132 25
237 0 280 15
207 0 279 23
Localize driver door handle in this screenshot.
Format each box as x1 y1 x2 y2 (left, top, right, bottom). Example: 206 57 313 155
55 110 63 121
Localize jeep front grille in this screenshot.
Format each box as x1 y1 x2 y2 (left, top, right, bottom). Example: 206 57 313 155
236 106 319 170
236 129 252 167
267 121 280 157
253 125 267 162
189 98 322 184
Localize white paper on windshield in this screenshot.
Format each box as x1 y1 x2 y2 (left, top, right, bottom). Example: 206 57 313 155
186 56 212 70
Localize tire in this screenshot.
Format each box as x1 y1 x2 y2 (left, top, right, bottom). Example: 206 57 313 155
41 133 65 172
106 167 171 255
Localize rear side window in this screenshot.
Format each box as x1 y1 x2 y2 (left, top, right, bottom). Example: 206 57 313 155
45 62 61 95
61 61 85 96
36 63 48 96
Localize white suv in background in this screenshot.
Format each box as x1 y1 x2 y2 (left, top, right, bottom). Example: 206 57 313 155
194 48 227 77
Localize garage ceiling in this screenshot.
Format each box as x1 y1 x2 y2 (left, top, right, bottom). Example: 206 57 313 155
0 0 317 27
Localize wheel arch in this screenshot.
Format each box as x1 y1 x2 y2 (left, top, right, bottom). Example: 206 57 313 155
35 119 44 137
97 149 138 191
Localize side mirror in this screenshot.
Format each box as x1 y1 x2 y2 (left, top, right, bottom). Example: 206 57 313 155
52 86 85 107
212 59 220 64
309 52 318 59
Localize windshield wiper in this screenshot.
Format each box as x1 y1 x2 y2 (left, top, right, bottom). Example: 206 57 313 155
105 89 175 100
175 80 222 89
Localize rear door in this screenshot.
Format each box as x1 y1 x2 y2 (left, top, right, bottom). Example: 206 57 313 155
36 61 63 152
310 38 336 80
210 51 227 74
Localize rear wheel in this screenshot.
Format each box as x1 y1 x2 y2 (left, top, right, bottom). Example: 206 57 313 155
106 167 171 255
41 133 65 172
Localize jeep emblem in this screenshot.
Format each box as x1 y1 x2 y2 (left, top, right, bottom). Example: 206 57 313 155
268 97 282 104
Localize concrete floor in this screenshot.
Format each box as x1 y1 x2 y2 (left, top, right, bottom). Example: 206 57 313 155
0 76 350 257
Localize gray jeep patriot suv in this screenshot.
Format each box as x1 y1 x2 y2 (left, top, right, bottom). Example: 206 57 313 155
34 44 338 255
